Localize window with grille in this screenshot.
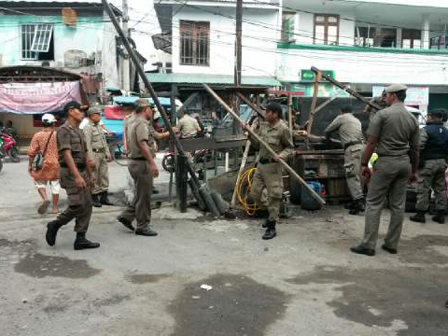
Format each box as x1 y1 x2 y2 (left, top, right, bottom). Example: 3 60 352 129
314 15 339 45
21 24 54 60
180 21 210 66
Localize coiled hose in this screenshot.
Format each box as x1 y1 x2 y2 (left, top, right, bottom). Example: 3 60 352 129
236 167 260 216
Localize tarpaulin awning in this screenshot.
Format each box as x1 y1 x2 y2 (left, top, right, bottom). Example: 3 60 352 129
0 81 82 114
113 96 172 106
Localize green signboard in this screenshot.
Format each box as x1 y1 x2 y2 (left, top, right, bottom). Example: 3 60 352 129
300 69 335 82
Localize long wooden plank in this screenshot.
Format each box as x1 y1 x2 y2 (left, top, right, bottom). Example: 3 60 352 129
204 84 326 206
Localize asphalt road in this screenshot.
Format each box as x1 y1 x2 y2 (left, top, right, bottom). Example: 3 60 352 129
1 156 448 336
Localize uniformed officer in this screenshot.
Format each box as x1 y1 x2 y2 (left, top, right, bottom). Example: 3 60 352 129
325 106 365 214
410 109 448 224
117 99 159 236
249 103 294 240
178 110 201 139
364 90 388 121
83 107 113 207
351 84 419 256
122 102 136 155
45 101 100 250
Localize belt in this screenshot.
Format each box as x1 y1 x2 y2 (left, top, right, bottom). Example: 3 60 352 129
60 162 86 170
344 141 362 150
259 158 277 164
129 157 146 161
92 148 106 153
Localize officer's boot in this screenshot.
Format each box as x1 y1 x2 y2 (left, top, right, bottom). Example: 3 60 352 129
100 191 113 206
410 211 426 223
92 193 102 208
432 210 445 224
349 198 365 215
74 232 100 250
45 220 63 246
262 220 277 240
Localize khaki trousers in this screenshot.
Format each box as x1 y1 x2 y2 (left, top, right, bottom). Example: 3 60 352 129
416 159 447 211
250 162 283 222
92 151 109 194
57 167 92 233
120 160 153 230
362 156 411 250
344 144 364 200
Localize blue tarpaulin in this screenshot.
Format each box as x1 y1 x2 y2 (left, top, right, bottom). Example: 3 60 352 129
112 96 172 106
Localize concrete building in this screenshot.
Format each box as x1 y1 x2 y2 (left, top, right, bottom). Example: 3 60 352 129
152 0 281 88
277 0 448 113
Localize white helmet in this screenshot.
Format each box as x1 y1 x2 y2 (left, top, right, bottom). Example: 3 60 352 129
42 113 56 126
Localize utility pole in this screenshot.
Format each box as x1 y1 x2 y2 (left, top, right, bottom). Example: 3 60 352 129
235 0 243 87
122 0 131 93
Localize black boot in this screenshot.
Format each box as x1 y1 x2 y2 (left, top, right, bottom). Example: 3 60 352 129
74 232 100 250
135 227 158 236
45 220 63 246
100 191 113 206
92 194 102 208
350 244 375 256
432 210 445 224
410 211 426 223
344 201 354 210
262 221 277 240
349 198 365 215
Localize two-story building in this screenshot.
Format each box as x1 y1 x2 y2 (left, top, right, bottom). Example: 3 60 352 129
277 0 448 113
153 0 448 114
0 0 146 139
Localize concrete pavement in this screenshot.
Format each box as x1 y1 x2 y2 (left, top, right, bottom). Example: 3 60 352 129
1 157 448 336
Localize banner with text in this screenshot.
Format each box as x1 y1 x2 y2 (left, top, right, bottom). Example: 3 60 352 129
0 81 82 114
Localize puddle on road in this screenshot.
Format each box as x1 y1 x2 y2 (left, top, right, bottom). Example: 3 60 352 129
169 273 289 336
125 273 171 284
1 238 101 279
288 266 448 336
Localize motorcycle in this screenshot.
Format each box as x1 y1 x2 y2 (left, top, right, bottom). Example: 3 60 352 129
0 129 20 163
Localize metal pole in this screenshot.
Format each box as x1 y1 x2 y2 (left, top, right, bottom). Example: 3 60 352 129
235 0 243 87
306 72 321 135
102 0 202 189
204 84 325 206
122 0 130 92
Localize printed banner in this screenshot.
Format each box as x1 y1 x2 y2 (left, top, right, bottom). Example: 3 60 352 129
0 81 82 114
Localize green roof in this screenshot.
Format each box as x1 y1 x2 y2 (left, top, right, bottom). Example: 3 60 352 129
146 73 280 87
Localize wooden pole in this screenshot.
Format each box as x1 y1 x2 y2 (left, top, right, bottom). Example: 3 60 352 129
311 66 381 110
306 72 321 135
204 84 325 206
236 92 266 119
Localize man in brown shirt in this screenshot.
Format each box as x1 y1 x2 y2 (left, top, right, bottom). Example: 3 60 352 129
45 101 100 250
117 99 160 236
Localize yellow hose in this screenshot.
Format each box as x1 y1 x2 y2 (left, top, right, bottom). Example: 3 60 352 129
236 167 260 216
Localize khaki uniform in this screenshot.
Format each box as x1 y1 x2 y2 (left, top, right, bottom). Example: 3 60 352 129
415 126 448 212
364 96 388 121
83 121 111 194
249 120 294 222
56 122 92 233
119 116 154 230
123 112 136 153
362 103 419 250
178 114 200 138
325 113 364 200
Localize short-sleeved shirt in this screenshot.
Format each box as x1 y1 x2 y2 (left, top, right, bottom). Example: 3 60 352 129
83 121 110 159
123 113 136 149
324 113 364 147
178 115 200 138
57 122 88 165
127 116 152 159
367 102 419 157
254 120 294 160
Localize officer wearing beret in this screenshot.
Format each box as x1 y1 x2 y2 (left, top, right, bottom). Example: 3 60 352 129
351 84 420 256
410 108 448 224
45 101 100 250
83 107 113 207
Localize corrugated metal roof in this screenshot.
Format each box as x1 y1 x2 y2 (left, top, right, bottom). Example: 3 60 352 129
146 73 281 87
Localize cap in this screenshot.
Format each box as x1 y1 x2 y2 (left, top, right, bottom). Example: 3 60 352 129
63 100 82 114
86 107 102 116
428 109 446 119
385 84 408 93
135 98 151 108
42 113 56 124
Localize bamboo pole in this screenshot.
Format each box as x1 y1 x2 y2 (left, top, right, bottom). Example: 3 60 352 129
306 72 322 135
204 84 325 206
